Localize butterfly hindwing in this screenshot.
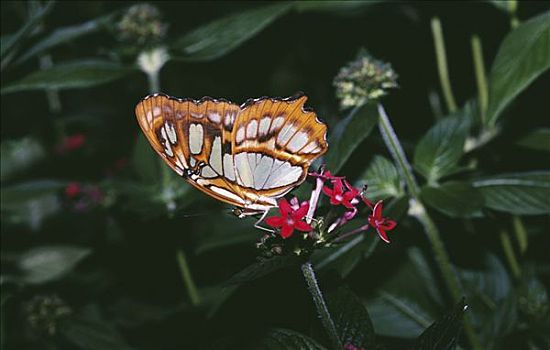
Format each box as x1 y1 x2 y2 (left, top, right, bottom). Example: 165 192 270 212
135 93 328 212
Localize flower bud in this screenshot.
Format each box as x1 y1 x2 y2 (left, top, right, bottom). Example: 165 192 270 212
334 49 398 109
117 4 168 46
24 294 72 336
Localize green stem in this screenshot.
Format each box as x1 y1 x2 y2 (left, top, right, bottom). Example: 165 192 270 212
470 35 488 125
176 249 201 306
301 262 342 350
508 0 520 29
500 230 521 279
377 103 482 350
431 17 457 114
512 216 528 254
377 104 420 197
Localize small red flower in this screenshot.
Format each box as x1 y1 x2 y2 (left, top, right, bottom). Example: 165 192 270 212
322 179 361 209
309 169 344 182
57 134 86 153
368 200 397 243
265 198 313 239
64 182 81 198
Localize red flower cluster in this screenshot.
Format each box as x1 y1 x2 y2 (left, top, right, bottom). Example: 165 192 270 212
264 167 396 243
57 134 86 154
265 198 312 239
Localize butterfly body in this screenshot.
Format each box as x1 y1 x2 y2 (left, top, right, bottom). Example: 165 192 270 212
135 93 328 215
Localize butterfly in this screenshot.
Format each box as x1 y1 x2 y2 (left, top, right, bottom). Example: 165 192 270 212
135 93 328 217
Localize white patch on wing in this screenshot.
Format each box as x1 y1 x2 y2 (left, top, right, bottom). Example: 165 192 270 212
191 112 203 119
258 117 271 136
234 152 254 187
146 111 153 124
223 153 236 181
236 126 245 144
164 122 177 144
209 186 245 205
254 155 274 189
160 125 173 157
301 141 319 153
210 137 223 174
153 106 161 117
189 124 204 154
224 111 236 128
190 157 196 167
201 165 218 178
269 116 285 133
246 120 258 139
208 112 221 123
276 124 297 147
263 159 302 189
287 131 309 152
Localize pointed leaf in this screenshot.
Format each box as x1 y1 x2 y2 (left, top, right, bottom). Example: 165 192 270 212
254 328 326 350
225 255 301 285
2 60 134 94
16 12 117 64
17 245 91 284
357 155 404 200
413 114 470 183
325 104 378 173
413 299 467 350
421 181 484 218
1 1 55 59
173 3 292 61
326 287 376 349
517 128 550 152
486 11 550 126
472 171 550 215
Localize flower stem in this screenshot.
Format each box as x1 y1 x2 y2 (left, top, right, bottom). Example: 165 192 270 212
176 249 201 306
301 262 342 350
512 216 528 254
471 35 488 125
377 104 482 349
500 230 522 279
431 17 457 114
377 104 420 198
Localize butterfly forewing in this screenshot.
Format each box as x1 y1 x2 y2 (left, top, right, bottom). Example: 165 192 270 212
135 93 328 213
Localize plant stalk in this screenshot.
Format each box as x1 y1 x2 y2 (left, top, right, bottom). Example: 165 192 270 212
176 249 201 306
471 35 488 125
377 103 482 349
500 230 522 279
431 17 457 114
301 262 342 350
512 216 528 254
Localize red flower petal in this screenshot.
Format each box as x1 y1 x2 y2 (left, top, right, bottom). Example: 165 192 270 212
372 200 383 219
376 227 390 243
265 216 284 228
293 202 309 220
381 219 397 231
280 224 294 238
322 186 333 196
278 199 292 216
294 220 313 232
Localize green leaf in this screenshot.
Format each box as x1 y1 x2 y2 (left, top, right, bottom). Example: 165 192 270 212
132 134 159 183
368 248 443 338
1 137 46 181
326 287 376 349
472 171 550 215
0 1 55 59
1 179 65 209
413 114 470 183
325 104 378 173
458 255 517 343
60 305 133 350
517 128 550 152
16 12 117 64
356 155 404 201
421 181 484 218
16 245 91 284
225 255 302 285
486 11 550 126
294 1 381 14
253 328 326 350
1 60 134 94
173 3 292 61
413 298 467 350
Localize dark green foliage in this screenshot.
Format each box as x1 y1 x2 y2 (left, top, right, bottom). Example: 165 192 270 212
1 2 548 350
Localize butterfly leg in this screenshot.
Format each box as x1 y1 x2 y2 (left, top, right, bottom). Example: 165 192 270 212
253 209 275 233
